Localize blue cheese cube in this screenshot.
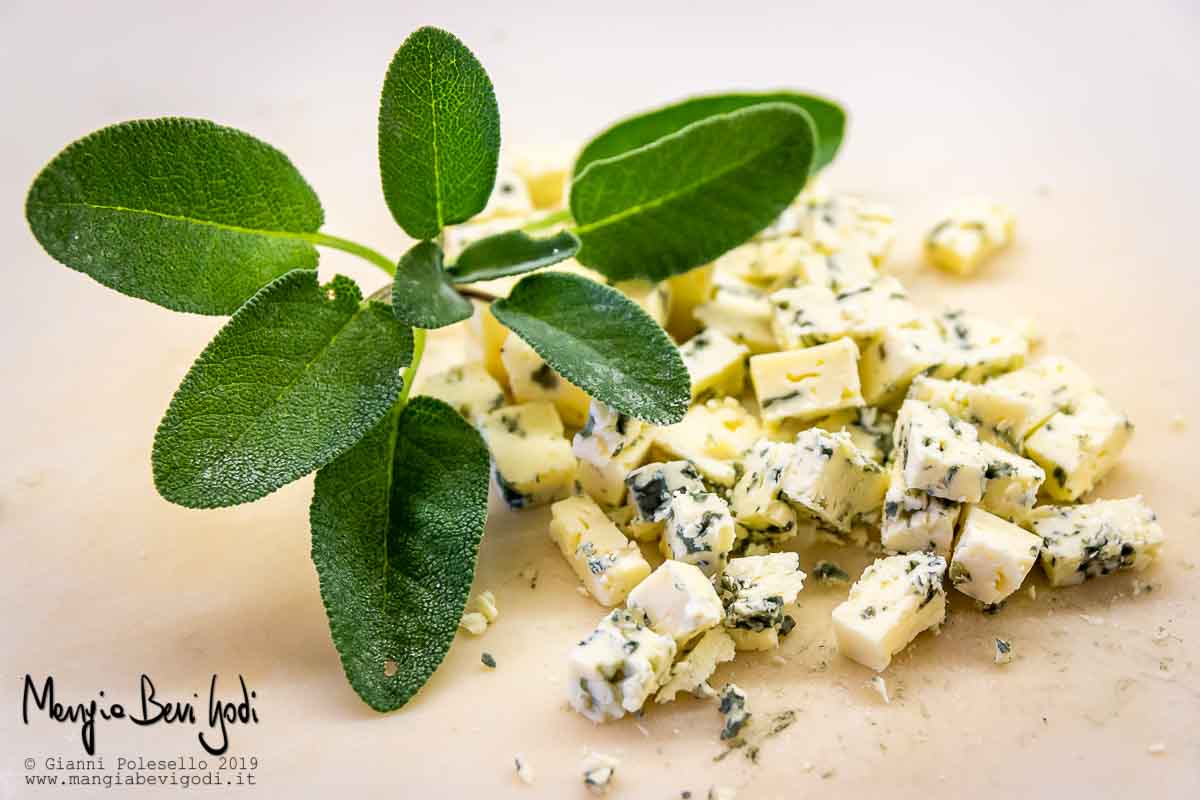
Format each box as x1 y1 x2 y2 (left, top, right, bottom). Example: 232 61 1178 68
832 552 947 672
730 439 798 542
1024 392 1133 502
627 560 725 645
572 400 657 506
713 237 815 288
859 321 948 407
654 397 762 487
750 338 864 423
716 553 807 651
790 246 880 292
624 460 707 541
928 309 1028 383
880 459 962 557
693 278 777 353
659 491 736 576
614 279 672 327
924 199 1015 275
780 428 888 533
568 608 677 723
416 362 506 423
985 356 1098 434
979 442 1045 523
1028 496 1164 587
655 627 736 703
480 402 577 509
910 375 1041 451
549 495 651 606
797 194 897 265
769 278 918 351
894 399 988 503
806 406 895 464
949 505 1042 604
501 334 592 428
679 329 749 402
577 435 656 507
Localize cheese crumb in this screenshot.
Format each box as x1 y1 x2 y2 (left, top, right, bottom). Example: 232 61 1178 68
514 755 535 785
1169 415 1186 432
709 787 738 800
1147 742 1166 755
582 750 620 795
994 638 1014 665
869 675 890 704
474 590 499 622
459 612 488 636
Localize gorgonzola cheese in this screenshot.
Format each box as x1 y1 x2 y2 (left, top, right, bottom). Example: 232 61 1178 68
909 375 1041 451
750 337 865 423
893 399 988 503
415 362 506 423
924 199 1015 275
858 321 948 407
480 402 577 509
790 246 880 292
985 355 1098 433
614 279 673 327
713 237 814 288
679 328 749 402
1024 391 1133 502
659 491 736 576
624 460 707 541
781 428 888 532
978 442 1045 522
730 439 798 541
717 683 753 740
573 400 656 506
627 559 725 645
549 495 651 606
655 626 736 703
568 608 676 723
832 552 947 672
796 194 897 265
769 278 918 351
880 459 962 557
654 397 762 486
806 406 895 464
1027 496 1164 587
928 309 1028 383
716 553 807 651
948 505 1041 604
478 169 535 220
501 334 592 427
693 277 777 352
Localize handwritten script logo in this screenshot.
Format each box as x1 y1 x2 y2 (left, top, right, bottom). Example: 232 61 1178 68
21 674 259 755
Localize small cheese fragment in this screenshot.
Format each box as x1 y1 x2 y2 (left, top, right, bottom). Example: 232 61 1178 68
796 194 897 264
1027 497 1164 587
949 505 1041 604
714 237 814 288
925 199 1015 275
572 400 656 506
750 338 864 423
480 403 577 509
568 608 676 722
832 552 948 672
501 334 591 427
581 750 621 795
985 355 1097 433
805 406 895 464
549 495 651 606
978 442 1045 522
859 321 948 407
928 309 1028 383
659 491 736 576
880 460 962 557
665 264 713 340
910 375 1041 451
627 560 724 645
477 305 512 385
655 627 736 703
1024 392 1133 501
716 553 807 651
654 397 761 486
730 439 798 543
417 362 506 423
680 328 750 401
717 683 753 740
781 428 888 533
789 246 880 292
893 399 988 503
769 278 918 351
614 279 672 327
693 278 777 353
511 151 569 209
624 460 707 541
478 169 535 220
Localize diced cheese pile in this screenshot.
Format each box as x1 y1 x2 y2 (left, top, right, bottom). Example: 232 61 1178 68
434 168 1164 724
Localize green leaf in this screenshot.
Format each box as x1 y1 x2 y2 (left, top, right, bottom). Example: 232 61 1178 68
446 230 579 284
310 396 490 712
491 272 689 424
570 103 815 282
153 270 414 508
25 118 323 315
574 91 845 176
391 241 473 329
379 26 501 239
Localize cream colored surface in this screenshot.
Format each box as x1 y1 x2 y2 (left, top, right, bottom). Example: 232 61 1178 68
2 1 1198 797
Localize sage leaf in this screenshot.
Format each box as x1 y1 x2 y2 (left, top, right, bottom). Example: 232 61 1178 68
25 118 323 315
491 272 689 425
574 91 845 177
379 26 501 239
153 270 414 508
310 396 490 712
570 103 814 282
391 241 473 329
447 230 579 284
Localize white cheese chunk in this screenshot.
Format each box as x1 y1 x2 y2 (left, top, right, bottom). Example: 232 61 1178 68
717 683 753 740
568 609 675 723
985 355 1098 434
1027 496 1164 587
416 362 506 423
893 399 988 503
832 552 947 672
693 278 777 353
576 435 655 507
581 750 621 795
928 309 1028 383
910 375 1041 451
880 459 962 557
659 491 736 576
949 505 1041 604
789 246 880 292
501 334 592 427
655 627 736 703
716 553 806 651
572 400 657 506
978 442 1045 522
795 194 897 265
781 428 888 533
805 406 895 464
859 321 948 407
750 338 864 423
614 279 673 327
480 402 577 509
654 397 762 486
549 495 652 606
1024 392 1133 502
679 328 749 401
478 169 535 220
627 560 725 645
924 199 1015 275
769 278 918 351
623 460 707 541
714 237 815 288
730 439 798 541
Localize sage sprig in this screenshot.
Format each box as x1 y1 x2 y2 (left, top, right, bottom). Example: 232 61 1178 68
25 24 844 711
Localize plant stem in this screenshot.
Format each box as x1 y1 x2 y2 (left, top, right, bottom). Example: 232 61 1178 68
520 208 572 233
399 328 427 407
457 286 501 303
304 232 396 276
